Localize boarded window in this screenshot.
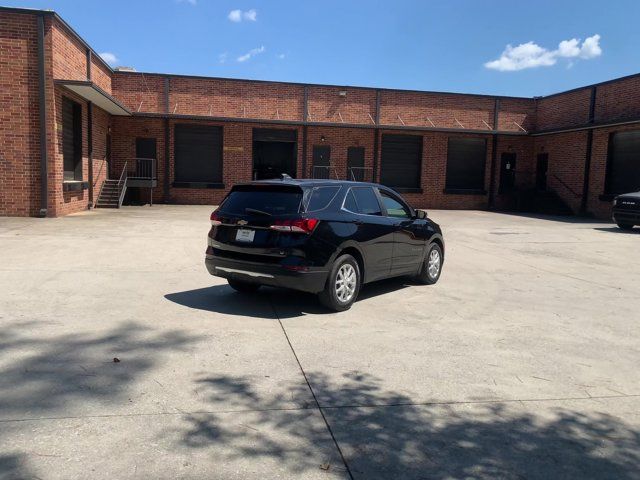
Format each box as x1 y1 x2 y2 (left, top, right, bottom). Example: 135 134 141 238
606 130 640 194
174 125 222 183
380 135 422 189
446 137 487 191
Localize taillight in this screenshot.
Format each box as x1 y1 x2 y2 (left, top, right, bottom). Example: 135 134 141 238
270 218 319 234
210 210 222 226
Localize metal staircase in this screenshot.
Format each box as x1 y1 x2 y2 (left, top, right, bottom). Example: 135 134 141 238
95 162 127 209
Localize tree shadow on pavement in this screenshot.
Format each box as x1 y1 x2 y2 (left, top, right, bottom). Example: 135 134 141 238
176 372 640 480
0 320 197 479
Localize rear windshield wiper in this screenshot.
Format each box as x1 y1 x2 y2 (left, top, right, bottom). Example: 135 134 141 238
245 207 272 216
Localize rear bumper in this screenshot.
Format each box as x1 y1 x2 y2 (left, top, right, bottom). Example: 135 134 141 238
612 208 640 225
205 255 328 293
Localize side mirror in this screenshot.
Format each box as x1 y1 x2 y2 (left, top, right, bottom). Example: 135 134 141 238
415 209 427 219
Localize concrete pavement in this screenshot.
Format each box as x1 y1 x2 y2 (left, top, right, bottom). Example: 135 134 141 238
1 206 639 479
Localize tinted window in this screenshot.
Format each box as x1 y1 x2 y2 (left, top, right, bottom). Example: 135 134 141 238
380 191 411 218
344 190 358 212
446 137 487 190
349 187 382 215
221 187 302 215
606 130 640 194
306 186 340 211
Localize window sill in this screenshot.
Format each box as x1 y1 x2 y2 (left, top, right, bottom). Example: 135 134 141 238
392 188 423 194
172 182 226 189
443 188 487 195
62 180 88 192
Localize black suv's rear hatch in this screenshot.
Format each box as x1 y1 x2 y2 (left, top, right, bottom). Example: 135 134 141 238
210 184 314 261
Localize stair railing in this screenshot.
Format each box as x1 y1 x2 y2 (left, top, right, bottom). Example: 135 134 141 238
117 161 128 208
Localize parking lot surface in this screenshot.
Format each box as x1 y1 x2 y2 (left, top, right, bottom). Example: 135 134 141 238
1 206 639 479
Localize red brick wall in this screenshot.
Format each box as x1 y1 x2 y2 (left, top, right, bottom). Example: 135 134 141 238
533 131 587 213
51 18 86 82
498 98 536 132
307 86 376 125
112 73 166 114
594 75 640 122
304 126 375 179
535 88 591 131
0 11 41 216
379 91 497 131
91 55 112 93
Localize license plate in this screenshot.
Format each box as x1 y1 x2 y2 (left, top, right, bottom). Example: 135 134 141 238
235 228 255 243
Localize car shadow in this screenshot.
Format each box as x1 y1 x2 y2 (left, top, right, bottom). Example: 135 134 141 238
164 277 413 319
594 227 639 234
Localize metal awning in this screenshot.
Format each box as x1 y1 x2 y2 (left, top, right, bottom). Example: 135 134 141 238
55 80 131 116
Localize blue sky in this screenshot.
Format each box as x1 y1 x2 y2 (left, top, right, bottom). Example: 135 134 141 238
8 0 640 96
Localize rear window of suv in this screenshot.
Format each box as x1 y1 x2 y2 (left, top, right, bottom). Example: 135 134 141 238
221 186 303 215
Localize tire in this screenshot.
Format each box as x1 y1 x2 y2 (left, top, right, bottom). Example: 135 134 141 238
318 254 361 312
227 279 261 293
416 243 443 285
617 223 634 231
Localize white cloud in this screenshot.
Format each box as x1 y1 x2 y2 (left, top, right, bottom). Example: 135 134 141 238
277 53 286 60
218 52 228 64
228 8 257 22
485 34 602 71
237 45 265 62
177 0 197 5
99 52 118 65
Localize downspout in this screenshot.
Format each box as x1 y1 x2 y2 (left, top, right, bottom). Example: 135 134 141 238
37 14 48 217
580 86 597 214
86 49 93 207
301 85 308 177
488 98 500 209
163 77 171 202
372 89 381 182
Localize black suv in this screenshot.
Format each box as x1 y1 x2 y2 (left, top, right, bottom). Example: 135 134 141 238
205 179 444 311
613 191 640 230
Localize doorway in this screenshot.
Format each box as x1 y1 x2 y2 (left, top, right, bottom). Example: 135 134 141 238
252 128 297 180
499 152 517 193
312 145 331 179
536 153 549 191
347 146 365 181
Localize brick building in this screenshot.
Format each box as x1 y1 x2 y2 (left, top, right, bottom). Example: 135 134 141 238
1 6 639 218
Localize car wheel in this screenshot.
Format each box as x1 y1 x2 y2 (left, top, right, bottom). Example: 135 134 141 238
617 223 634 230
416 243 443 285
227 279 260 293
318 254 361 312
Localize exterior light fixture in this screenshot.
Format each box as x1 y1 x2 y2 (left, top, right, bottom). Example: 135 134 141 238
338 91 347 97
320 135 326 142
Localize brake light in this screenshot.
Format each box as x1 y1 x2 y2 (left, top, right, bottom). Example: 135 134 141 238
210 210 222 226
270 218 319 234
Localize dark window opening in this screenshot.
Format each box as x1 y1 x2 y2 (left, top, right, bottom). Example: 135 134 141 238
252 128 297 180
174 124 223 183
380 134 422 189
446 137 487 191
62 97 82 181
605 130 640 195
